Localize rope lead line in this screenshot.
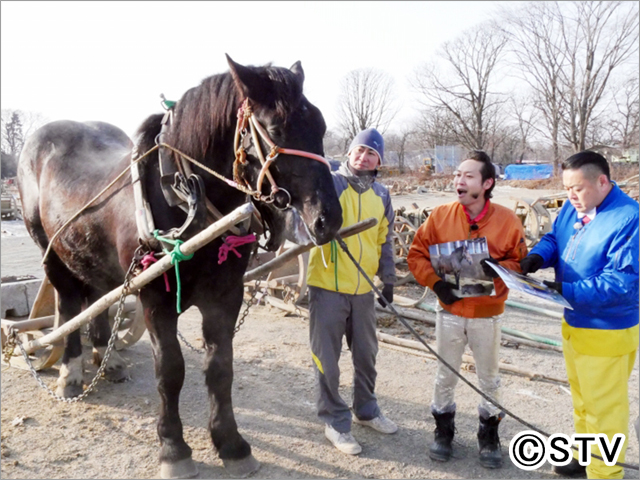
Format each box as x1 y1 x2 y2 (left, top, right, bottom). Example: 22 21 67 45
153 230 194 314
333 233 638 471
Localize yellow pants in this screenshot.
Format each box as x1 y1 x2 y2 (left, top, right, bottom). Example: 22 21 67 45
563 332 637 479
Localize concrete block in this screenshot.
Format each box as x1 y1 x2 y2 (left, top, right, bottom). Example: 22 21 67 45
1 279 43 317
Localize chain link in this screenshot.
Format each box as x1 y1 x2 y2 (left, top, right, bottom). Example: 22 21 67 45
7 251 140 403
175 278 261 352
177 330 205 354
234 279 261 336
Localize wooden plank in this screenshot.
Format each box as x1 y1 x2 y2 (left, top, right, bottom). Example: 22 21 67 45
23 203 255 355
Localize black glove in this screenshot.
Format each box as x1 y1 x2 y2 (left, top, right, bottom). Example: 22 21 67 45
480 257 500 278
543 280 563 294
378 284 394 307
432 280 461 305
520 254 544 275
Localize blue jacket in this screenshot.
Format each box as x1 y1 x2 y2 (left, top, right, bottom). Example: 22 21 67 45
531 183 639 330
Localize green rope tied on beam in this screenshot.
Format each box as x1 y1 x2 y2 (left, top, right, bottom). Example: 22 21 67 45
153 231 194 313
330 240 339 292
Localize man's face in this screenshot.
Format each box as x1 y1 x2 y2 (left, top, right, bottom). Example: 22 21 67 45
348 145 380 171
453 159 493 207
562 168 610 213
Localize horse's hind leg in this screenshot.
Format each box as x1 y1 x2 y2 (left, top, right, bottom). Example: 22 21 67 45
140 287 197 479
86 289 129 383
43 254 86 398
200 288 259 477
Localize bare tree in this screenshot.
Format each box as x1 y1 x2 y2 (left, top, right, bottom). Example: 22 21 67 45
323 129 350 158
412 21 509 150
1 110 25 157
609 76 640 150
502 2 570 174
510 95 540 162
557 1 639 152
336 68 399 139
1 109 48 156
386 126 416 173
413 108 458 148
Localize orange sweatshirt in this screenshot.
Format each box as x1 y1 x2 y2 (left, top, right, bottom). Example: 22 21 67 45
407 201 528 318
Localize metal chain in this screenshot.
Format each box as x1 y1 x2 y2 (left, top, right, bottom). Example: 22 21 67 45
235 279 261 336
281 285 303 317
175 278 262 352
177 330 205 354
7 252 140 403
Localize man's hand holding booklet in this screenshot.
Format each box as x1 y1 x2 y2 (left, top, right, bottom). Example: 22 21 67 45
485 261 573 309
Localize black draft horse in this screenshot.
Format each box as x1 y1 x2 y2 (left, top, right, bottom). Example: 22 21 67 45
17 55 342 478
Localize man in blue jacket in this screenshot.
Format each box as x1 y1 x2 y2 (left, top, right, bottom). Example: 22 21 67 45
520 151 638 479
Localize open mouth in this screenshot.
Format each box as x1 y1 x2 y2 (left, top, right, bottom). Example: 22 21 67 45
457 188 467 198
283 206 314 246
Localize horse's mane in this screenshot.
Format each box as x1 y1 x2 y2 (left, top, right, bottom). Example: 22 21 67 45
166 63 304 163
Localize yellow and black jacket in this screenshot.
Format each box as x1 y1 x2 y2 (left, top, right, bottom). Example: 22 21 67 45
307 163 396 294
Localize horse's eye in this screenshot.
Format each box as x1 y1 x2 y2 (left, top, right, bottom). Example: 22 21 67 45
269 127 284 139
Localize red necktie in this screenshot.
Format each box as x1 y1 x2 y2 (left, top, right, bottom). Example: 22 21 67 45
582 216 591 225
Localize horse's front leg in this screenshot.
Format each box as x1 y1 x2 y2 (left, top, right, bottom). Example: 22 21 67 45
199 283 259 478
140 286 197 480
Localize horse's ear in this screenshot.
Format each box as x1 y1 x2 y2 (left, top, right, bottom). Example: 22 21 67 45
290 61 305 84
226 54 269 101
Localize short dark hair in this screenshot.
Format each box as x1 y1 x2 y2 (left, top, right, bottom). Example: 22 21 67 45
562 151 611 181
467 150 496 199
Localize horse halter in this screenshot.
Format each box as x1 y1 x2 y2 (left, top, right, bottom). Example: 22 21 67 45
233 98 330 210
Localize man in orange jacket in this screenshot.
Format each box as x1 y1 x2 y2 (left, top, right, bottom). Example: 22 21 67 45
407 151 527 468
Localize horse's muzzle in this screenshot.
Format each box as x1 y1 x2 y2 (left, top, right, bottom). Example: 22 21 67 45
310 209 342 246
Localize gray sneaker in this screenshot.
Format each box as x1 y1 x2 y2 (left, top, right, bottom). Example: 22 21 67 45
324 424 362 455
353 413 398 434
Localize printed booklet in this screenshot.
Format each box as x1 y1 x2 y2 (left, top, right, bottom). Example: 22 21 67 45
485 262 573 309
428 237 495 298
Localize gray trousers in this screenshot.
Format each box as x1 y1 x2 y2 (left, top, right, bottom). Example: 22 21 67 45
431 307 503 419
309 286 380 433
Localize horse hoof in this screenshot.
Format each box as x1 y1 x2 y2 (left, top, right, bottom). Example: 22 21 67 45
159 458 198 479
222 454 260 478
103 366 130 383
56 383 83 398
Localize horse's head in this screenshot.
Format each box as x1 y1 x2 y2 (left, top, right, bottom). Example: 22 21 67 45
226 56 342 249
461 245 474 265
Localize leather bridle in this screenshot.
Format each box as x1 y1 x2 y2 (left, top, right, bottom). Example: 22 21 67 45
232 98 330 210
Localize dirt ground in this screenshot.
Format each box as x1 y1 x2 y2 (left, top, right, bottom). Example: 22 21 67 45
1 184 638 479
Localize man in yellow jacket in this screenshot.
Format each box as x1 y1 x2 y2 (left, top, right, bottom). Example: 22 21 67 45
307 128 397 455
407 151 527 468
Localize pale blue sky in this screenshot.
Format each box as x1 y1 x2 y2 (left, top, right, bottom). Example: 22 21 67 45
2 1 520 137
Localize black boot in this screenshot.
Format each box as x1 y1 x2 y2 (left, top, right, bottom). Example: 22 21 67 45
429 411 455 462
553 458 586 478
477 415 503 469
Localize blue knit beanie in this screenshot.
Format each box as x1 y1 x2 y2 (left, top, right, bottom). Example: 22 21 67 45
347 128 384 164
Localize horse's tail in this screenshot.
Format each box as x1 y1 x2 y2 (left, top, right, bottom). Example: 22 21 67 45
17 124 54 253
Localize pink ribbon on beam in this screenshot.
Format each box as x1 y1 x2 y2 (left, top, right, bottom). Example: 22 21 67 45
218 234 257 264
140 253 171 292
